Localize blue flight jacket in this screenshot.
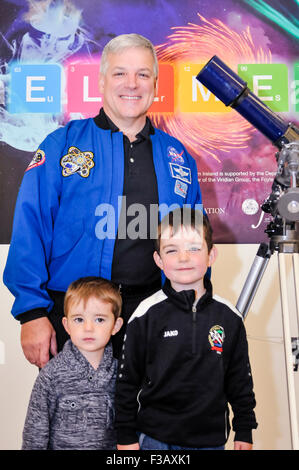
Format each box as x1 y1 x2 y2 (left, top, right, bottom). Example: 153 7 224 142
4 118 202 318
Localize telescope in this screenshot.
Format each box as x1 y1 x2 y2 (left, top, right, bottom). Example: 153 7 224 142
197 56 299 231
196 55 299 311
196 55 299 148
197 56 299 449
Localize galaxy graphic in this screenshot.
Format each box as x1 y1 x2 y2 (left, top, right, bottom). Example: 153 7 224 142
0 0 298 243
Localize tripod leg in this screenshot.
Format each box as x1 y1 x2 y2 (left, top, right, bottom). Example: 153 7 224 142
278 253 299 450
236 243 271 318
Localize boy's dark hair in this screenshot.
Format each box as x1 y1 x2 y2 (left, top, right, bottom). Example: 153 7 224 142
156 207 213 253
64 276 122 320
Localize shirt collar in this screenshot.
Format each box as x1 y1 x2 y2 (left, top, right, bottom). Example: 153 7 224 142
94 107 155 139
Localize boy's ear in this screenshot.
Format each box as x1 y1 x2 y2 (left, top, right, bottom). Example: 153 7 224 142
208 245 218 267
153 251 163 270
112 317 123 336
62 316 70 335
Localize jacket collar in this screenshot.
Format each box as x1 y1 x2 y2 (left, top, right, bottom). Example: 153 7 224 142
162 276 213 312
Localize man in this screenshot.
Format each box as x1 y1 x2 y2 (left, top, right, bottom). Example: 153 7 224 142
4 34 202 367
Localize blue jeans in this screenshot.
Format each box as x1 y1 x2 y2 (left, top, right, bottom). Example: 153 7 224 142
139 433 225 450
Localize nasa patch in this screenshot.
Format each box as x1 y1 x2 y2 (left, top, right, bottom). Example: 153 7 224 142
169 162 191 184
26 149 46 172
167 146 185 164
61 146 95 178
174 179 188 198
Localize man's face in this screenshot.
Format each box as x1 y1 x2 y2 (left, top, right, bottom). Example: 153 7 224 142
99 47 157 126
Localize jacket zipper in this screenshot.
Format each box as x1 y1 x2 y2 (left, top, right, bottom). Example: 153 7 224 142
137 388 142 412
192 298 200 354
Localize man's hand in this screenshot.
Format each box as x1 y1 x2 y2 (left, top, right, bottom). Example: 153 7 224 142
117 443 140 450
21 317 57 368
234 441 253 450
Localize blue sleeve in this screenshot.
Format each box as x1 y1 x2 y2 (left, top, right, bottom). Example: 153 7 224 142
3 134 62 318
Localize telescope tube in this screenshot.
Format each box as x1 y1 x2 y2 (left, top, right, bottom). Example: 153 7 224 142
196 56 299 149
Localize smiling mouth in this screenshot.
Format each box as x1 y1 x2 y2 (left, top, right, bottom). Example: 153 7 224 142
120 95 141 100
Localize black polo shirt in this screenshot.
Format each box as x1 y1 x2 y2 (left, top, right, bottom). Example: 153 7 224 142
94 108 161 287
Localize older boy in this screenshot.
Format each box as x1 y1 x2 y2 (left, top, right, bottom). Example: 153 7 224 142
115 208 257 450
22 277 123 450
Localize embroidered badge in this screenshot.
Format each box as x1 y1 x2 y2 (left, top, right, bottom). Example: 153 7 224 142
60 146 95 178
167 146 185 164
209 325 225 354
174 179 188 198
169 162 191 184
26 149 46 172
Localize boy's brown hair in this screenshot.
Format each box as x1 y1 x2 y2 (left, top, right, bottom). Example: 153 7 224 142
64 276 122 320
156 207 213 253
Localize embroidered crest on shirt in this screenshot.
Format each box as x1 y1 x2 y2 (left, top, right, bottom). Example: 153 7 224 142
208 325 225 354
60 146 95 178
26 149 46 172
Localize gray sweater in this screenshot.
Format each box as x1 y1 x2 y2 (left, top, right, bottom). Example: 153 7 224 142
22 340 118 450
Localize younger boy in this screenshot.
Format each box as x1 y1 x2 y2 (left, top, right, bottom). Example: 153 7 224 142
115 208 257 450
22 277 123 450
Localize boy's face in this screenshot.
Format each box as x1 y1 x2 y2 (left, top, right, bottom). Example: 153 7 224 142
62 296 123 365
154 225 217 293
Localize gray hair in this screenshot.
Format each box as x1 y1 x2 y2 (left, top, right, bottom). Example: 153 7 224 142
100 33 158 78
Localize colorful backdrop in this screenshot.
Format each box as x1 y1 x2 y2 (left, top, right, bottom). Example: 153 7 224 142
0 0 298 244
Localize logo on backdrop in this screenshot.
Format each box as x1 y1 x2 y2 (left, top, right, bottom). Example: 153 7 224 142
7 62 293 115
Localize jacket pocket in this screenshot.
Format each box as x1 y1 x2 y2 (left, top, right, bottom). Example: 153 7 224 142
54 394 88 432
